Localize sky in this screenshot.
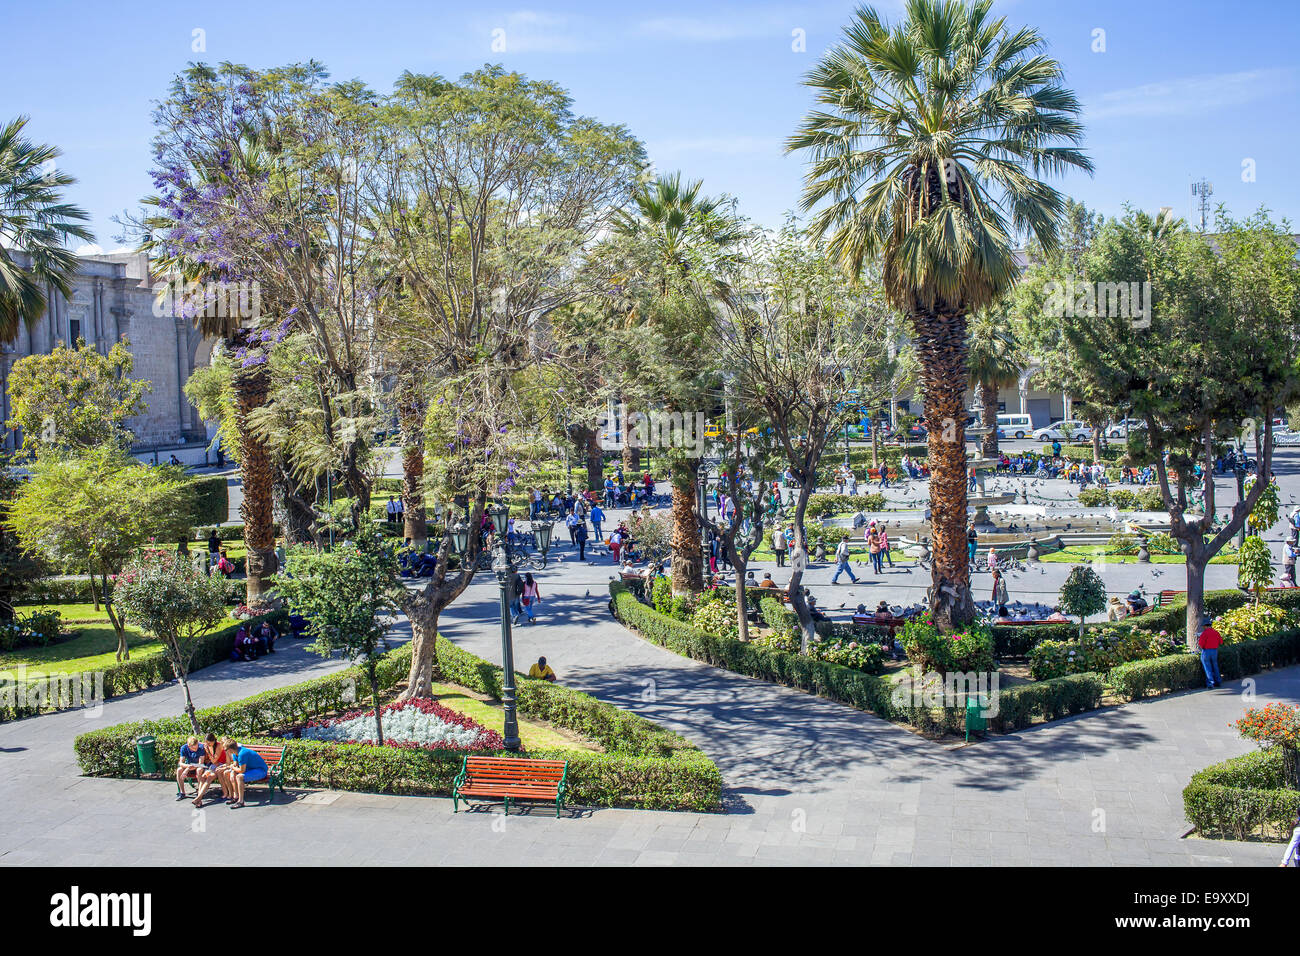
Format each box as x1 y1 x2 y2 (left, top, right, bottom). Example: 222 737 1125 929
2 0 1298 251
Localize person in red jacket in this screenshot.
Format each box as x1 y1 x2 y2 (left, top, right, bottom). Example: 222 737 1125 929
1197 614 1223 689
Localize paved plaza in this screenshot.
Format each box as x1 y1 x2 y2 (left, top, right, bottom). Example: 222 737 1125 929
2 446 1298 866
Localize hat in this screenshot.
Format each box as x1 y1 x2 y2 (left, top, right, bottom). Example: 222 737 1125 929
1201 615 1213 627
1129 590 1141 599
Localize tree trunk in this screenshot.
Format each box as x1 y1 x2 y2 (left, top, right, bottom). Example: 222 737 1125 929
585 427 603 493
100 569 129 661
397 376 428 547
232 350 277 603
369 668 384 747
1184 544 1207 652
734 573 750 643
979 382 999 458
170 642 201 734
914 309 975 631
1092 427 1102 462
669 457 703 595
403 603 442 699
786 481 817 652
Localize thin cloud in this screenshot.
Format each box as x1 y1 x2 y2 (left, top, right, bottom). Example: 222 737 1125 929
480 10 594 54
1088 68 1295 120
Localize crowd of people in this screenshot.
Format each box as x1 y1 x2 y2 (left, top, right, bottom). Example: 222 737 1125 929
175 734 269 809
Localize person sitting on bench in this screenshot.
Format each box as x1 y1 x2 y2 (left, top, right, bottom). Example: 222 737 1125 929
254 620 278 655
223 737 268 809
527 656 557 682
176 736 204 798
193 734 230 807
1125 589 1148 615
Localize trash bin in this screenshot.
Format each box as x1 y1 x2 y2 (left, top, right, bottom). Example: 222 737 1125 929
135 735 158 775
964 696 986 742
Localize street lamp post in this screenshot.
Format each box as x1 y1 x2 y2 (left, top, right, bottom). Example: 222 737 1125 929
531 519 553 568
488 503 521 752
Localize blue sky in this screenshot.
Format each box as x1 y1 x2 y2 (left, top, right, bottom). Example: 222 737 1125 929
2 0 1297 249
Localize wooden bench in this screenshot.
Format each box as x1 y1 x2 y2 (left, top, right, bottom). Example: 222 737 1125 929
453 756 568 816
240 744 287 800
1152 589 1184 608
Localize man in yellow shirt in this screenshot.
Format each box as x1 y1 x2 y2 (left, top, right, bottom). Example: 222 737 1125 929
527 656 557 682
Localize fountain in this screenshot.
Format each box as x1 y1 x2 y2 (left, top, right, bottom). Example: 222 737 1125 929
965 423 1015 531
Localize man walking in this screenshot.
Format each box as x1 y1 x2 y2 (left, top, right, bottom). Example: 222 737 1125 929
573 519 588 561
1197 614 1223 689
772 525 788 568
831 537 858 584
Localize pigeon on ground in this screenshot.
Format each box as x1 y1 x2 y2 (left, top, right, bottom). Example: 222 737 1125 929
584 589 590 598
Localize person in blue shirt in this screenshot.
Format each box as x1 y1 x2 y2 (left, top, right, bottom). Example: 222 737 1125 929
223 737 268 809
589 504 605 541
176 736 204 798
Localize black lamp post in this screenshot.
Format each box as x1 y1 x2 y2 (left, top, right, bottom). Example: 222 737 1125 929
488 503 521 752
448 521 470 557
531 519 553 568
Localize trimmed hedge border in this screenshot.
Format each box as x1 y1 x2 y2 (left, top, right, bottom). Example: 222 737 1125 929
611 582 1104 736
73 639 722 812
1108 628 1300 700
1182 748 1300 840
1 611 285 723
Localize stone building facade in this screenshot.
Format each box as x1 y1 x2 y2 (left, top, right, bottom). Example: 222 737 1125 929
1 250 214 451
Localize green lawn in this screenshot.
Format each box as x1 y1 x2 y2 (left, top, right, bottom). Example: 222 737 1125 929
430 682 600 752
2 603 240 681
1039 545 1238 565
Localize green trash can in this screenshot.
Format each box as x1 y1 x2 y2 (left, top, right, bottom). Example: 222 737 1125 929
135 735 158 775
964 696 986 742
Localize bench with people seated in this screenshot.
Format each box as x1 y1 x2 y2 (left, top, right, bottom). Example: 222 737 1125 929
452 755 568 816
240 745 287 799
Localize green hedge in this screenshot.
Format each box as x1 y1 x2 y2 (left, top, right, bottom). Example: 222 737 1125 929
1182 748 1300 840
188 475 230 528
1108 629 1300 700
613 582 1102 736
1 611 284 723
73 639 721 812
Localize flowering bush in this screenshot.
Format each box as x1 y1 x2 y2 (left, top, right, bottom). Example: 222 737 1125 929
691 597 738 641
751 630 800 653
294 697 505 751
901 614 995 673
0 610 63 651
1233 703 1300 789
1028 626 1173 680
1213 603 1295 645
807 635 885 674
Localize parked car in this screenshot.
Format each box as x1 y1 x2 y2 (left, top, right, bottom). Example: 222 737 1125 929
904 422 928 441
996 412 1034 440
1033 420 1093 442
1105 419 1147 438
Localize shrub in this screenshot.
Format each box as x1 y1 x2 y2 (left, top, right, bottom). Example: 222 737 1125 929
806 634 885 674
1109 489 1137 510
188 475 229 528
690 596 739 641
1059 566 1107 636
1134 488 1168 511
1214 603 1294 645
1109 628 1300 699
1077 488 1110 507
1028 626 1172 681
900 615 995 673
1182 749 1300 840
1106 532 1140 555
806 493 887 518
1236 535 1275 598
1233 702 1300 790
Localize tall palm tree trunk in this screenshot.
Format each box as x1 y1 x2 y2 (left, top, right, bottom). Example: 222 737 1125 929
398 383 428 547
232 358 277 603
979 382 999 458
669 457 704 595
916 311 975 630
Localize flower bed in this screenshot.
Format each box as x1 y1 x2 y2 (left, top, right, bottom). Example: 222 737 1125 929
1028 626 1183 681
294 697 505 751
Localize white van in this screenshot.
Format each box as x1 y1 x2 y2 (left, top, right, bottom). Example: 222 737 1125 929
996 413 1033 439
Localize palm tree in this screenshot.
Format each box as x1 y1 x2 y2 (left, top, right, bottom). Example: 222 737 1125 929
140 133 282 602
967 308 1024 457
788 0 1092 628
614 173 746 594
0 117 92 342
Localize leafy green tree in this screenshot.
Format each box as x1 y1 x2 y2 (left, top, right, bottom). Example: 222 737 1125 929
114 549 228 732
0 116 93 341
789 0 1092 630
275 527 402 744
1057 209 1300 646
1237 536 1274 603
7 449 196 659
1059 566 1107 638
6 339 149 456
